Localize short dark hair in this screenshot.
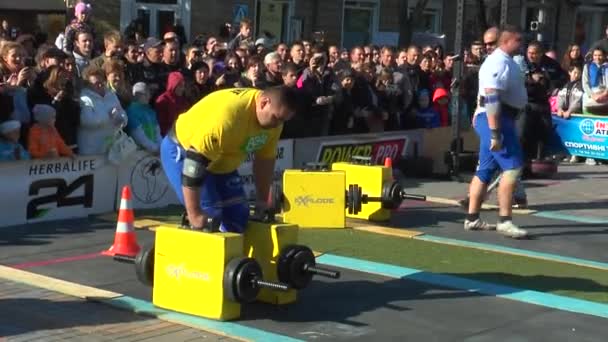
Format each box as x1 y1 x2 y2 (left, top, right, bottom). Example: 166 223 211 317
281 62 297 76
263 86 299 113
191 61 210 73
527 40 543 51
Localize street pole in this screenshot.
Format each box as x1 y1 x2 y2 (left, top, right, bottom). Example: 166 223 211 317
449 0 465 181
500 0 508 26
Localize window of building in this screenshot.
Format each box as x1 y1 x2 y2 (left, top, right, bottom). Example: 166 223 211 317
122 0 190 40
255 0 294 44
342 0 379 49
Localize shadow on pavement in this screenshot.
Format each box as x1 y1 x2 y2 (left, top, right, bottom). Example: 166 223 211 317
528 200 608 213
445 273 608 297
0 297 151 337
0 218 115 247
242 277 480 325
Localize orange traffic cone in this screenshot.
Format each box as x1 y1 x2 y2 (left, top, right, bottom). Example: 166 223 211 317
384 157 393 168
102 186 140 257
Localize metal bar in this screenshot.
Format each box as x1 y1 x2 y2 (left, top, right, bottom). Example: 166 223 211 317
449 0 466 180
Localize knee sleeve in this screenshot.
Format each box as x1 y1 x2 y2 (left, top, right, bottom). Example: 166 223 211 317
502 168 522 184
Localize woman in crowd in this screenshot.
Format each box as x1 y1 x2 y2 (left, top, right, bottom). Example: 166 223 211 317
78 65 126 155
104 60 132 108
561 44 584 72
27 65 80 150
582 47 608 115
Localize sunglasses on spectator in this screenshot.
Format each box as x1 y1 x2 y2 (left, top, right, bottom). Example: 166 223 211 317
484 41 497 46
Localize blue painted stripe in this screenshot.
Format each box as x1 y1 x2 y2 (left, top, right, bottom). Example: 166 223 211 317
317 254 608 319
103 296 304 342
416 235 608 270
533 211 608 224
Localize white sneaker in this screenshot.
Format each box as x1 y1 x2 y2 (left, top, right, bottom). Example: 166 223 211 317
497 221 528 239
464 218 496 231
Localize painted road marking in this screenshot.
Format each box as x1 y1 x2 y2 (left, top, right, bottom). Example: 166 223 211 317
9 252 103 269
317 254 608 319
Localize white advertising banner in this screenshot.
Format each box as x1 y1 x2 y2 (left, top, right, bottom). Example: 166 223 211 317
238 139 294 200
116 150 180 209
1 156 117 228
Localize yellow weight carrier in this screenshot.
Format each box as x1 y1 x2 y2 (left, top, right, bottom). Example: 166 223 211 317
332 161 393 222
243 221 299 304
152 226 243 321
282 169 346 228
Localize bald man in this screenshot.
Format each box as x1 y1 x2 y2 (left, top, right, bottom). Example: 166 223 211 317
483 27 499 56
465 25 529 239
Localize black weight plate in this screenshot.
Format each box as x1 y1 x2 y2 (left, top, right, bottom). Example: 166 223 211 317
391 182 403 204
289 245 315 289
277 245 299 284
235 258 263 303
347 185 354 214
353 184 363 215
223 257 248 302
135 244 155 287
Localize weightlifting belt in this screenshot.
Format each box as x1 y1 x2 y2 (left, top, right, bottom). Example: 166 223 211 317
478 96 521 118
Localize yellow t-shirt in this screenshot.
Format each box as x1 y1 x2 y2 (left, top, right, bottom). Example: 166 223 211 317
175 88 282 174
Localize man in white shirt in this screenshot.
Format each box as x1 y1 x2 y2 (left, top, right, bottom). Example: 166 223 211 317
464 25 529 239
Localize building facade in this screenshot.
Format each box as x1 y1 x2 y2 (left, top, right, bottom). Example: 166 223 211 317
1 0 607 56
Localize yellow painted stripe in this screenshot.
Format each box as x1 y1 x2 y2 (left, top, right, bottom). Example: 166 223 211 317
0 265 121 299
133 219 164 230
351 225 423 238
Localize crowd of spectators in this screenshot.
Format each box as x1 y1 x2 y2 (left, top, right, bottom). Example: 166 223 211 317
0 2 606 166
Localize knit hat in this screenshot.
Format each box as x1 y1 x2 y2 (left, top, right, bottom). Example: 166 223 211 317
132 82 148 96
0 120 21 135
75 2 92 16
32 104 56 124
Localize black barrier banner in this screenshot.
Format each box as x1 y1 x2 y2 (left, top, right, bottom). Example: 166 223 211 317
316 137 408 165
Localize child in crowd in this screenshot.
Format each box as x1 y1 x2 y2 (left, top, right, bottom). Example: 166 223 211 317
127 82 162 154
432 87 450 127
27 104 74 159
155 71 188 136
557 64 584 119
0 120 29 161
415 89 441 128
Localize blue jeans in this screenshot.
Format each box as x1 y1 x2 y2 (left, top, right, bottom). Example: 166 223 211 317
160 136 249 233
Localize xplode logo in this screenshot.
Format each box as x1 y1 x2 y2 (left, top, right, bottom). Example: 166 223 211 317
580 119 608 136
166 263 210 282
295 195 335 207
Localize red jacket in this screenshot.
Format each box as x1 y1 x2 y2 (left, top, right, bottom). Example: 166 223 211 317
155 71 189 136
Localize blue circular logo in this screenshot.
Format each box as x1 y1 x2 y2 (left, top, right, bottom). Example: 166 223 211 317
580 119 595 136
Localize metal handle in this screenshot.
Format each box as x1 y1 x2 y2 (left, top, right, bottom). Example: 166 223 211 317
401 193 427 201
253 278 290 291
113 254 135 263
304 264 340 279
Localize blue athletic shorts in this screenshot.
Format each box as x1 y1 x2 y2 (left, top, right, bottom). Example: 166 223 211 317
160 136 249 233
474 112 524 183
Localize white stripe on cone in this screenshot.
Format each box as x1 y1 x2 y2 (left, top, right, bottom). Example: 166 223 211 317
115 221 134 233
120 199 133 210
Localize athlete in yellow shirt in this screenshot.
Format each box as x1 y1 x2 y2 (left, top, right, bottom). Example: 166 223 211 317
160 86 296 232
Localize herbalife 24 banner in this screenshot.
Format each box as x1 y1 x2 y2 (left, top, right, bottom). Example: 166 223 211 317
2 156 117 228
551 115 608 160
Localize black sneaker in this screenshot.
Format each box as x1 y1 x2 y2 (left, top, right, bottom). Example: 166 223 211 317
513 197 528 209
